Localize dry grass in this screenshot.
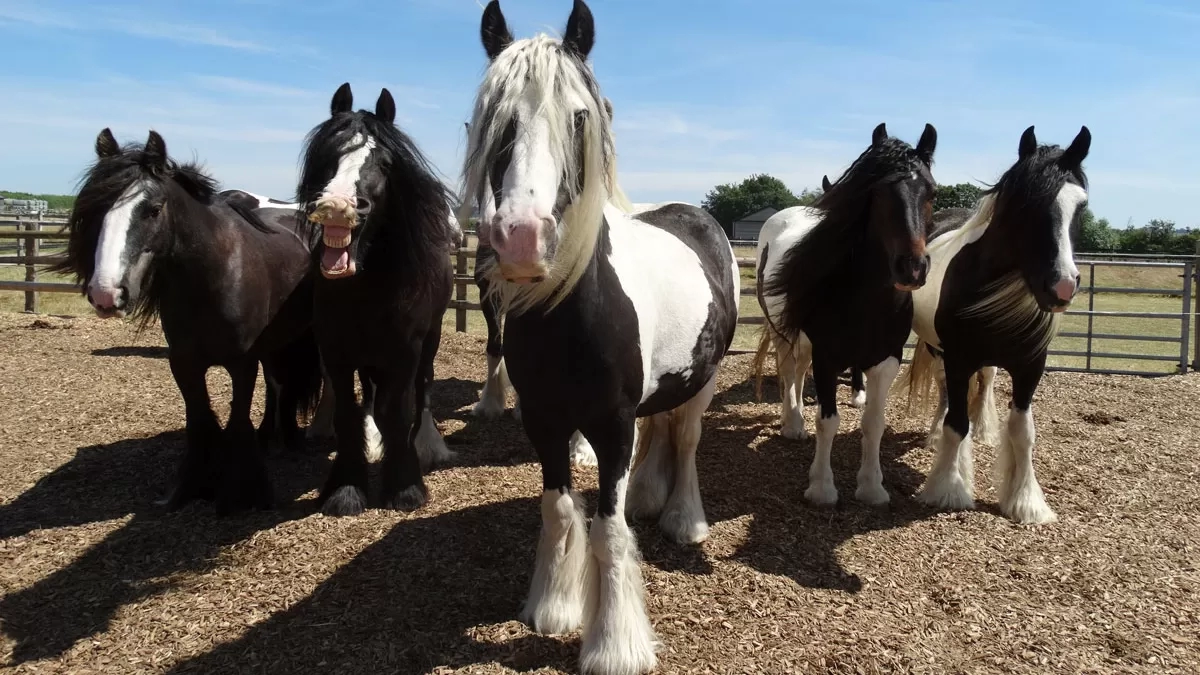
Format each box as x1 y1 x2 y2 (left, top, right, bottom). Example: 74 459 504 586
1 312 1198 674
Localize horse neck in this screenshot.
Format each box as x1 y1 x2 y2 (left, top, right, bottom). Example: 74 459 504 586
158 197 228 284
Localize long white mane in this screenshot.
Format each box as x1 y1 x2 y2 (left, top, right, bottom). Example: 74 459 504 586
459 35 628 315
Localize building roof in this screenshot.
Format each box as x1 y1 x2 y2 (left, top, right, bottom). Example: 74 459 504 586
734 207 779 223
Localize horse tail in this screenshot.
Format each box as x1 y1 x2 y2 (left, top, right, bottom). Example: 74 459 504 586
895 337 936 414
277 328 325 424
749 322 776 403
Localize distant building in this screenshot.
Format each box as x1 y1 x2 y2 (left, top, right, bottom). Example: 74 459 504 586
1 198 50 214
731 207 779 241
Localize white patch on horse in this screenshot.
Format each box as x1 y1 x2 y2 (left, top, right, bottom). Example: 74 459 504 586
806 413 840 505
91 181 147 295
856 357 898 505
917 424 975 510
569 430 597 466
995 406 1057 524
1052 182 1086 283
321 133 376 201
603 204 719 405
523 488 588 634
911 195 997 348
414 406 455 470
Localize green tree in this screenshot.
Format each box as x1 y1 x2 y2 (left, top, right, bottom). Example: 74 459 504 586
702 174 809 232
1077 209 1117 252
0 191 75 210
934 183 984 211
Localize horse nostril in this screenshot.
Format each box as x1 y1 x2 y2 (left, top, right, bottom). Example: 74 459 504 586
356 197 372 214
116 286 129 308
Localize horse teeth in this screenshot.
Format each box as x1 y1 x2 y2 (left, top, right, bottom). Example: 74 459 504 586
323 233 351 248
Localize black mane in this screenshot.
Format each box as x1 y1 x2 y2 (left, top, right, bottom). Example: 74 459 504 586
985 143 1088 225
297 108 453 296
766 135 932 338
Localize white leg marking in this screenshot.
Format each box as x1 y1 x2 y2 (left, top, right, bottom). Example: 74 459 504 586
971 367 1001 446
855 358 897 505
805 412 840 505
775 333 807 440
414 406 455 471
363 411 384 463
916 424 975 510
658 374 717 544
306 371 336 440
473 353 510 420
581 505 658 675
522 489 589 634
849 387 867 409
570 430 598 466
995 406 1057 524
927 357 948 448
626 413 673 521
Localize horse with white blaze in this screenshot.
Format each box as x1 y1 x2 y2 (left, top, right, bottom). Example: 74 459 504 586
459 2 739 673
900 125 1091 525
297 83 456 516
50 130 324 514
754 122 938 507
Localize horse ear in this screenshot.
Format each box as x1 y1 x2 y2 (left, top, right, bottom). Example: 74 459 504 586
375 88 396 124
821 175 832 191
1060 125 1091 169
916 123 937 165
1018 125 1037 159
481 0 513 61
144 130 167 166
95 128 120 158
562 0 595 59
872 122 888 146
331 82 353 115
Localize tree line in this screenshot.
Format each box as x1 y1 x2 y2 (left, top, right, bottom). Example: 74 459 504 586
0 191 76 211
701 174 1197 254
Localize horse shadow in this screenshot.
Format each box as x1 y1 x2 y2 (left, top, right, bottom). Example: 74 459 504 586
159 496 582 675
430 376 538 469
91 345 170 359
0 433 329 665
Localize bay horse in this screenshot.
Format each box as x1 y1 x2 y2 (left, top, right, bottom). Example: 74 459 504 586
297 83 455 516
50 129 323 514
459 2 740 672
753 122 938 507
900 125 1091 525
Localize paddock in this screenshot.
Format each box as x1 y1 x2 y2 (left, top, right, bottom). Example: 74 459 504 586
1 312 1197 674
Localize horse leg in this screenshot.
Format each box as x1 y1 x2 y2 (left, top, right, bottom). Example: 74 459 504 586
361 369 384 463
569 429 597 466
625 412 674 522
161 356 220 510
413 325 456 471
970 366 1001 446
216 358 273 515
996 357 1056 524
318 365 368 516
658 373 719 544
473 293 510 420
804 356 841 506
306 366 336 441
379 354 428 511
774 330 806 440
916 359 975 510
520 408 588 635
855 356 899 505
258 363 281 454
580 407 658 675
849 366 867 409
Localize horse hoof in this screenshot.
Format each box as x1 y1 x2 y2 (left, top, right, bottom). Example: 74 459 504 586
321 485 367 516
382 484 429 512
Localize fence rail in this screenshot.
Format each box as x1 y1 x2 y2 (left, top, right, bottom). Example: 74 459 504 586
2 225 1198 376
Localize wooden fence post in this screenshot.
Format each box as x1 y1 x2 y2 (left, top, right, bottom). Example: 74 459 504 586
455 248 468 332
24 217 40 313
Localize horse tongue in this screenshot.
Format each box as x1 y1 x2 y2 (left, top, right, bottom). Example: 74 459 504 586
322 247 350 273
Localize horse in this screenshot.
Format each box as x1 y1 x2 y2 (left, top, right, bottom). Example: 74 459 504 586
459 2 740 672
297 82 455 516
49 129 323 514
899 125 1091 525
753 122 938 507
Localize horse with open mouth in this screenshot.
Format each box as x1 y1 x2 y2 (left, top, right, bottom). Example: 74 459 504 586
460 2 740 673
898 125 1091 525
50 129 323 514
297 83 455 516
753 122 938 507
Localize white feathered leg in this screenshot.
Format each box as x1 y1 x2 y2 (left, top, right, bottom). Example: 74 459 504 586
521 489 589 634
995 405 1057 524
855 357 897 505
658 374 717 544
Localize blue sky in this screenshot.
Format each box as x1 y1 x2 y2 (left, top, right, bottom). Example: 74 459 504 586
1 0 1196 227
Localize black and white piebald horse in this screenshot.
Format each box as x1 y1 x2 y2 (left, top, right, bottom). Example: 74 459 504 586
51 129 323 514
901 125 1091 525
459 2 740 672
754 122 938 506
297 83 455 516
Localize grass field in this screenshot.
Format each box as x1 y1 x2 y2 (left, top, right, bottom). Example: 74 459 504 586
3 245 1196 374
